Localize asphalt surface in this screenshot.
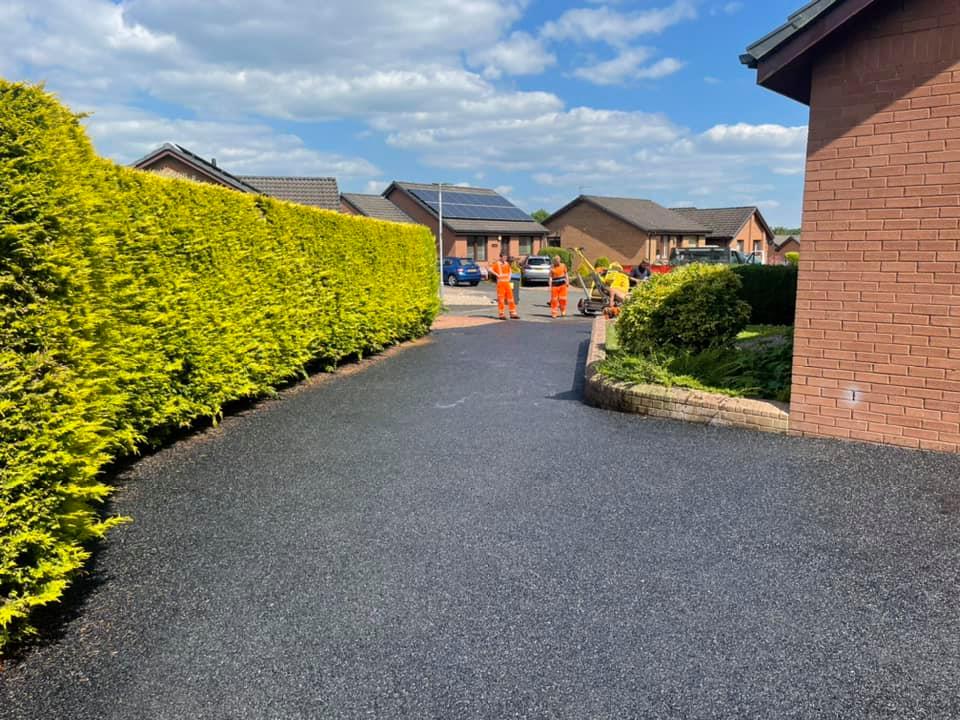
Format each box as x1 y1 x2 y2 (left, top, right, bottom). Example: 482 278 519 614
443 281 571 323
4 319 960 719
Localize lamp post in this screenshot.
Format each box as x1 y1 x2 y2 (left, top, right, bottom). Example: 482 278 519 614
436 182 444 301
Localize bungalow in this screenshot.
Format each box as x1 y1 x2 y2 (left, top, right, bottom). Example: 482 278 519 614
132 143 340 211
340 193 415 224
743 0 960 453
670 206 774 262
769 234 800 265
542 195 709 266
383 181 548 265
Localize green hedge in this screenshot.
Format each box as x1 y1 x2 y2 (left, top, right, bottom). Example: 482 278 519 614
617 264 750 354
731 265 798 326
0 80 439 649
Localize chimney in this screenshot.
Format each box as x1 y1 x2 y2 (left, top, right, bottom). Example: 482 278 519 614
211 158 217 167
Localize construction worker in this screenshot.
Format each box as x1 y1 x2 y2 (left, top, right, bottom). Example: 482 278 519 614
548 254 569 318
489 254 519 320
603 261 631 314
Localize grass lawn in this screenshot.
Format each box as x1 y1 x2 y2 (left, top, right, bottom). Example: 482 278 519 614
600 324 793 402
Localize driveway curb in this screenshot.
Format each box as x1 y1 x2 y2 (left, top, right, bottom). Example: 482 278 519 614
583 317 790 434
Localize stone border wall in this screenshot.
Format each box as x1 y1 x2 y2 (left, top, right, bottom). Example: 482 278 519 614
584 317 790 434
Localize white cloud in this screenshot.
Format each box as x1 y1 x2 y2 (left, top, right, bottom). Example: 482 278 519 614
469 31 556 78
704 75 721 85
81 106 381 179
0 0 805 224
541 1 697 46
573 48 684 85
381 106 683 172
363 180 389 194
701 123 808 149
773 166 805 176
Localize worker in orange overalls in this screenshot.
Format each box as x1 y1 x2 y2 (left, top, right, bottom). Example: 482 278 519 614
548 255 569 318
489 254 519 320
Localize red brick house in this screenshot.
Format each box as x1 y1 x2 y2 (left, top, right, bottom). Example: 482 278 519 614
543 195 709 267
133 144 340 210
671 206 774 262
769 234 801 265
383 182 548 266
743 0 960 452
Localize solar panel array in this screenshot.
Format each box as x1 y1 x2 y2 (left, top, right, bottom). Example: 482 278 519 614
410 188 532 221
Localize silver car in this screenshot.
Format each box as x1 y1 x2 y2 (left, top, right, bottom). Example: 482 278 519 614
521 255 552 285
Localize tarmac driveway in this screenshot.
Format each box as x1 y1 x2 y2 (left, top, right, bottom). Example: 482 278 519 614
3 319 960 719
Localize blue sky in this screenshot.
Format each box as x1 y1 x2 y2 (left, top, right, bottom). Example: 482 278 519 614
2 1 808 226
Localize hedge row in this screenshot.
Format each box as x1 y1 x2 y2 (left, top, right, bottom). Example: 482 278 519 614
731 265 798 326
0 81 439 649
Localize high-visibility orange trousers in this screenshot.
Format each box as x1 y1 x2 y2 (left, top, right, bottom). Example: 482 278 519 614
497 282 518 318
550 284 568 317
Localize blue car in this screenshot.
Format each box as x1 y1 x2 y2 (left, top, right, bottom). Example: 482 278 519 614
442 257 482 286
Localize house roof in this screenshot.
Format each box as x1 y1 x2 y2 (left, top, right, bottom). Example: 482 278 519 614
132 143 262 194
773 234 801 249
670 206 773 242
740 0 882 104
546 195 709 235
240 176 340 210
384 181 548 235
340 193 414 224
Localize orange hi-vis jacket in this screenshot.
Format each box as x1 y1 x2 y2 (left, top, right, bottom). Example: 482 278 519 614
490 260 512 284
550 263 568 284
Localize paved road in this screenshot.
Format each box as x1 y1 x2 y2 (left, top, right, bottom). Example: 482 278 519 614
4 320 960 719
442 281 573 323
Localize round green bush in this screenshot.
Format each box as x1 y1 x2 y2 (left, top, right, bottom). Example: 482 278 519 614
593 256 611 269
617 264 751 354
785 251 799 267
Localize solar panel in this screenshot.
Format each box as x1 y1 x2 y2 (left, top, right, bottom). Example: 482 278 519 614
408 186 533 221
410 188 439 206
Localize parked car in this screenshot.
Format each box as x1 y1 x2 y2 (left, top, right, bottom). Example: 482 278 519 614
668 247 760 266
442 257 481 286
521 255 552 285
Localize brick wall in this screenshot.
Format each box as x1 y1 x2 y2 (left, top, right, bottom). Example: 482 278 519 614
793 0 960 452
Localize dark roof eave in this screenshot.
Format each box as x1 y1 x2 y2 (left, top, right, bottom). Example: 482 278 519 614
741 0 882 105
131 143 260 194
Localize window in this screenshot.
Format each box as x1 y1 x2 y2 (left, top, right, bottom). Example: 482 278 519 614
466 236 487 261
519 236 532 256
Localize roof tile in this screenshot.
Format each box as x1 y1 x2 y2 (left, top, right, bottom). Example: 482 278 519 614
240 176 340 211
341 193 415 224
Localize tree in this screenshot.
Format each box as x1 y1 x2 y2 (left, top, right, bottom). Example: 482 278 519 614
772 226 801 235
531 208 550 223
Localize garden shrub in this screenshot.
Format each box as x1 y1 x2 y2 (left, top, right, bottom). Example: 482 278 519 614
0 80 439 650
731 264 798 326
593 256 611 269
616 264 750 354
785 251 799 267
538 246 573 268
